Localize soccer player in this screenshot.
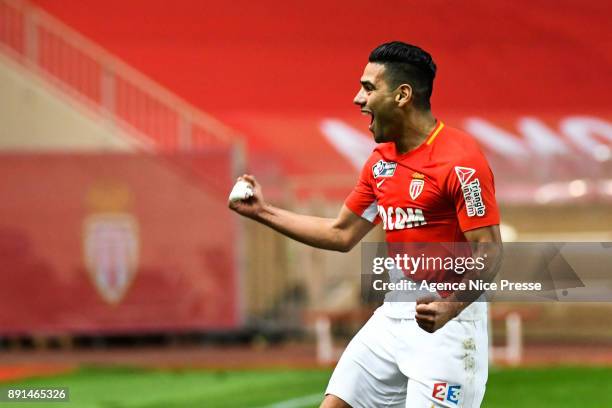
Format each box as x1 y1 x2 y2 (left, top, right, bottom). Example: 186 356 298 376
229 41 502 408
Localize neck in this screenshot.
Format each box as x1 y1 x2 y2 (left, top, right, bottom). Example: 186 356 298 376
394 110 437 155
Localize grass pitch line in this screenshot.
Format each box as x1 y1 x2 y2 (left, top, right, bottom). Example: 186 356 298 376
257 392 323 408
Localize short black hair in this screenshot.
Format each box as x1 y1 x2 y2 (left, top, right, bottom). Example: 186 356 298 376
369 41 437 110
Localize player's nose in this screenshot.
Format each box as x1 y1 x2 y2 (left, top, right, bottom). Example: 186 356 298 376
353 88 366 106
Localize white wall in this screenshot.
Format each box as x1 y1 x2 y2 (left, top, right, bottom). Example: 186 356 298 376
0 54 142 151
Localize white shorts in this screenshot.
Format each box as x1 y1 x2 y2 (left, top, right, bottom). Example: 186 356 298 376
325 306 488 408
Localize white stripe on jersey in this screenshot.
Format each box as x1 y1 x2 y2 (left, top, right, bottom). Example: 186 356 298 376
361 200 378 222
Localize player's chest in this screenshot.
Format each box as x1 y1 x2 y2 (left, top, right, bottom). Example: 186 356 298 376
371 160 445 209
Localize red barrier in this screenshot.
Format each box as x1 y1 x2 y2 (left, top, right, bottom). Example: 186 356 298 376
0 151 242 335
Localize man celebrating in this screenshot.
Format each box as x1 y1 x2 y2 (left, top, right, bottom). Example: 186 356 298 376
230 41 501 408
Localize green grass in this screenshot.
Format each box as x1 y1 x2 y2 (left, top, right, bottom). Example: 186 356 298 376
484 366 612 408
1 367 330 408
2 366 612 407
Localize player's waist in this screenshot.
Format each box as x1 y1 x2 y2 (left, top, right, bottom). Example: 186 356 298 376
379 300 487 321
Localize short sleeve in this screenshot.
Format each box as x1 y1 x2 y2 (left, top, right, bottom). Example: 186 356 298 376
444 151 500 232
344 157 380 224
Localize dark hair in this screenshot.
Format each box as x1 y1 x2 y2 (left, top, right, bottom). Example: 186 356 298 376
369 41 437 110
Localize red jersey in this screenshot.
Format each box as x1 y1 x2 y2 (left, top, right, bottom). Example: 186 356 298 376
345 120 500 242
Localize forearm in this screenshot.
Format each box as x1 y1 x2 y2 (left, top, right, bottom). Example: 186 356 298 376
229 175 372 252
448 240 503 312
415 238 502 333
254 204 351 252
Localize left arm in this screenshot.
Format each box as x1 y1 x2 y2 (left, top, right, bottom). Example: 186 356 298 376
415 225 502 333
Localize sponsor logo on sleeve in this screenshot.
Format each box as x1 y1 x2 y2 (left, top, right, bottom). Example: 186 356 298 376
432 382 462 405
372 160 397 178
454 166 486 217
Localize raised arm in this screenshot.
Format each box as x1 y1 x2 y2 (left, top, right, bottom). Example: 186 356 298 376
229 175 375 252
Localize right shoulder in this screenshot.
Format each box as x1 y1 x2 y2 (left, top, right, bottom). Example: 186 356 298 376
363 142 394 169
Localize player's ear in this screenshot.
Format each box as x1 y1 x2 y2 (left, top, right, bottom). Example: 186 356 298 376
396 84 412 107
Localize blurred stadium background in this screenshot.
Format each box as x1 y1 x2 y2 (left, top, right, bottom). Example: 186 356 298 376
0 0 611 406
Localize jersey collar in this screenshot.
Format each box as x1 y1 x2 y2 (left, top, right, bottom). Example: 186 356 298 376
388 120 445 159
425 120 445 146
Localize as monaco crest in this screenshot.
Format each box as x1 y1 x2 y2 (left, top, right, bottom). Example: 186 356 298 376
83 184 140 305
409 172 425 200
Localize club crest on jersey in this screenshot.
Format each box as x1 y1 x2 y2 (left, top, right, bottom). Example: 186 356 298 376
454 166 486 217
432 382 461 405
409 172 425 200
372 160 397 179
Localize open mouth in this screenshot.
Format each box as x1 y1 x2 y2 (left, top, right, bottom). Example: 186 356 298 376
361 110 374 130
